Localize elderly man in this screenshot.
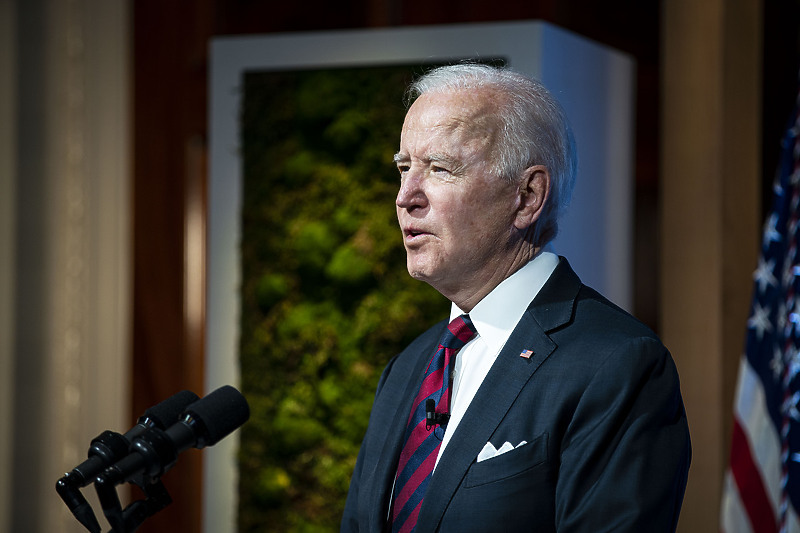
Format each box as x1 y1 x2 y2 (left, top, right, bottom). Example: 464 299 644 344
342 64 690 533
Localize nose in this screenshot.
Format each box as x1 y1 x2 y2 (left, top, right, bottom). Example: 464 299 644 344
396 170 427 212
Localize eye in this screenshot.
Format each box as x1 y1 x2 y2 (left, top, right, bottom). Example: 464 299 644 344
397 164 410 173
431 165 449 174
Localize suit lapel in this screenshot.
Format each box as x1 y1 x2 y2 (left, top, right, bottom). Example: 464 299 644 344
365 389 411 529
415 259 581 532
365 322 448 530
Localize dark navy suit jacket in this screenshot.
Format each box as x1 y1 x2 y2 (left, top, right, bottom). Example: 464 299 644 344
341 259 691 532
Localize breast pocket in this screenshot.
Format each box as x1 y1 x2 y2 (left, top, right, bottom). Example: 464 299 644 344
464 432 549 488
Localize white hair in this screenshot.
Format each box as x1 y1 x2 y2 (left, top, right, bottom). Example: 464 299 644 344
407 63 577 246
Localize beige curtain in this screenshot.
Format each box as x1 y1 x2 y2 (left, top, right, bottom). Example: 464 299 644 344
0 0 131 531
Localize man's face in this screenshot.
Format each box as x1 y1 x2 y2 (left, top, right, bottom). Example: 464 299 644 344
394 89 523 303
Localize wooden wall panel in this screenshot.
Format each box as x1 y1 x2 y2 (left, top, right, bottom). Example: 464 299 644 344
661 1 762 530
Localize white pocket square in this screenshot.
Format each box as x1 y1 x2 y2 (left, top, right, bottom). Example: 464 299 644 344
477 440 528 462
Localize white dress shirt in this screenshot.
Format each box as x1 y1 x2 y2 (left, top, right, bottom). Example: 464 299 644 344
434 251 559 468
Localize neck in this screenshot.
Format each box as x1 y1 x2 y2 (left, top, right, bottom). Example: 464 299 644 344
445 246 541 312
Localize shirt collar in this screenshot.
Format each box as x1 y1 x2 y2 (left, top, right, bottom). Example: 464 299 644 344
450 251 560 355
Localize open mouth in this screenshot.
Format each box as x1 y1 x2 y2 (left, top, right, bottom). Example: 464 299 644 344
404 228 428 239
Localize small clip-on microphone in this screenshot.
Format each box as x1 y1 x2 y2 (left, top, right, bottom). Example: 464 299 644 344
425 398 450 430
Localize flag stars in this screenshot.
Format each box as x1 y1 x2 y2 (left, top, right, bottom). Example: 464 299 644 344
754 258 779 293
748 302 773 341
783 391 800 422
778 303 789 334
763 213 781 246
788 348 800 382
772 347 785 380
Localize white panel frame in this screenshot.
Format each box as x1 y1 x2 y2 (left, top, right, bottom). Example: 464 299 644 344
207 21 634 533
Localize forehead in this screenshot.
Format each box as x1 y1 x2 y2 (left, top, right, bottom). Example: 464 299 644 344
399 89 501 153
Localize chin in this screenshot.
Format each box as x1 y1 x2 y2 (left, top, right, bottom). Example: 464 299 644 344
406 253 448 286
406 267 428 282
405 260 433 283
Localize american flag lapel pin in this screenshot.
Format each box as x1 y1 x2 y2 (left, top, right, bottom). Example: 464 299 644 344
519 349 534 359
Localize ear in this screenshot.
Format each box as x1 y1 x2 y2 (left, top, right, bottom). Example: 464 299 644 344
514 165 550 230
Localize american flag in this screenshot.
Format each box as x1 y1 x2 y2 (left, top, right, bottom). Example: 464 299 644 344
721 87 800 532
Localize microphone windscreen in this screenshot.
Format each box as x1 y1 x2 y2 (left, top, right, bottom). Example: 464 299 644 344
143 390 200 429
185 385 250 446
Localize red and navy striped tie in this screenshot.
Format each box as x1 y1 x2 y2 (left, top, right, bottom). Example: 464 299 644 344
391 314 477 533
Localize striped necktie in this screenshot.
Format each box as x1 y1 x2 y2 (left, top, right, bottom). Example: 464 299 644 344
391 314 477 533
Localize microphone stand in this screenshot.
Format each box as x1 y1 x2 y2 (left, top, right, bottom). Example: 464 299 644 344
57 465 173 533
93 422 184 533
56 428 132 533
95 473 172 533
55 472 103 533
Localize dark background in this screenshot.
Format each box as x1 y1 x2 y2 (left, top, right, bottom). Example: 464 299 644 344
132 1 800 531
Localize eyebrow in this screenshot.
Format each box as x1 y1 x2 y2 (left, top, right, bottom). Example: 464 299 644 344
393 152 459 166
392 152 467 176
428 153 459 167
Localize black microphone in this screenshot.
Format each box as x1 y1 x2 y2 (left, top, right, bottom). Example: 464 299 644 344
66 390 200 487
55 389 199 533
425 398 450 430
97 385 250 487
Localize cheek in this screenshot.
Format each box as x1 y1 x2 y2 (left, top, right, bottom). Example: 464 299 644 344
459 190 509 232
